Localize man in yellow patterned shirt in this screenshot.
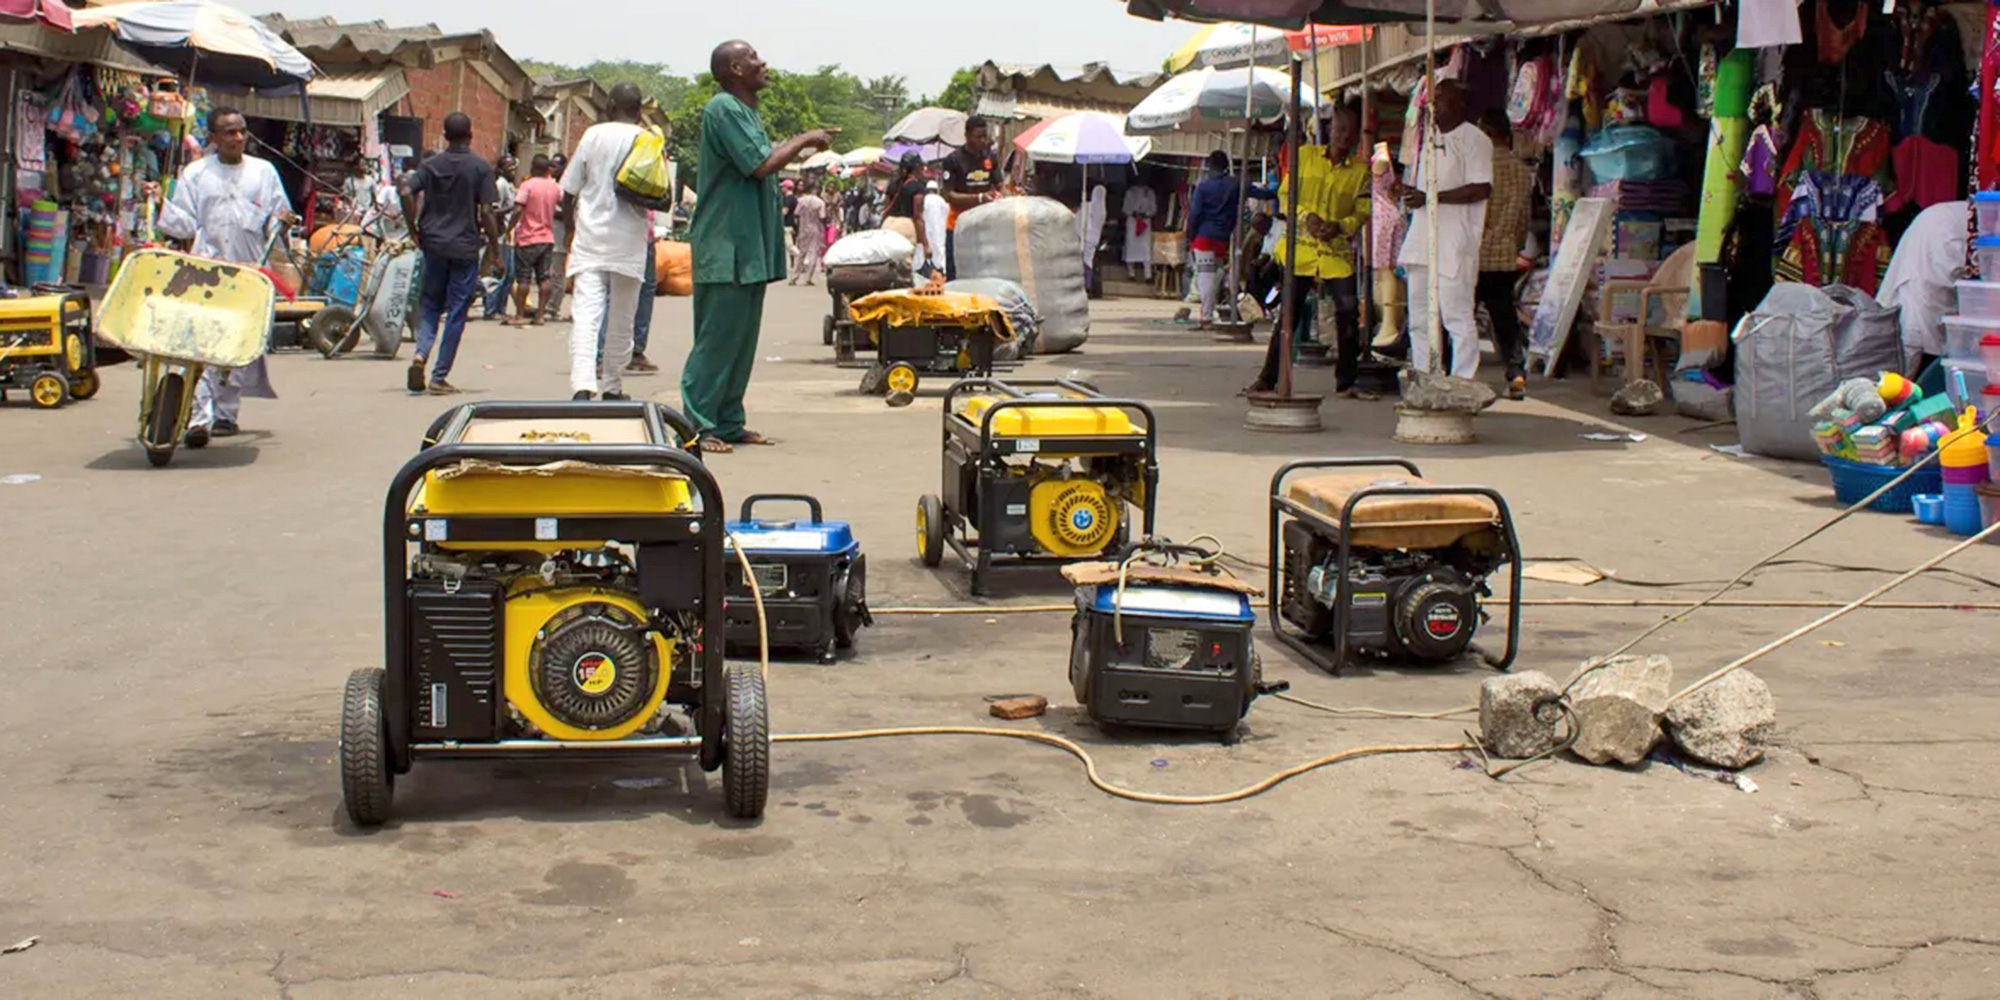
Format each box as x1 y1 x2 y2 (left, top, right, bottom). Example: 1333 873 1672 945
1247 106 1374 399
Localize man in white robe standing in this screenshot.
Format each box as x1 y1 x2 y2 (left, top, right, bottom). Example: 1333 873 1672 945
157 106 290 446
1395 79 1492 380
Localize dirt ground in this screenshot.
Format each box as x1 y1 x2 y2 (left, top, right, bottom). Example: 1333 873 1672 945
3 287 1998 999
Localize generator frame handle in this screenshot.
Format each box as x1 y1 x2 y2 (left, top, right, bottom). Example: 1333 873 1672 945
418 399 701 452
381 414 727 775
738 493 824 524
1266 458 1521 676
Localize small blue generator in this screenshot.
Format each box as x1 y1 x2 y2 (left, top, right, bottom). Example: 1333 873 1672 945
1067 581 1280 734
724 494 871 664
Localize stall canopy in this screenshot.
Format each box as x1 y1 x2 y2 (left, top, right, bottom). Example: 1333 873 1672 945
1123 0 1667 28
236 66 406 126
0 21 167 74
71 0 316 91
0 0 72 31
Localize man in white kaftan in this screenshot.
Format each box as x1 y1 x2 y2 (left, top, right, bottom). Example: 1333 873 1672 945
157 106 289 443
1395 79 1492 380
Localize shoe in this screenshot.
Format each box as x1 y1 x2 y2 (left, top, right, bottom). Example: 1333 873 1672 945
602 391 630 401
1507 376 1527 401
573 390 594 401
627 353 659 373
406 359 426 393
212 420 239 438
427 381 461 395
184 425 210 449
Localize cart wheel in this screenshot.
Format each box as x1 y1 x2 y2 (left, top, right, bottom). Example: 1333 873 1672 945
721 663 770 820
67 368 99 400
823 313 836 346
307 306 361 357
916 494 945 568
29 372 67 409
858 363 887 396
339 667 395 827
142 371 188 467
884 363 919 407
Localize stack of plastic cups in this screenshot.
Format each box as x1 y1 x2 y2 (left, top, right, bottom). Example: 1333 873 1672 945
1940 412 1990 535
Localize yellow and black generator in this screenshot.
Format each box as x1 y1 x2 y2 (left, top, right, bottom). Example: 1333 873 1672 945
0 292 99 408
1268 458 1522 675
917 378 1157 596
341 399 769 826
847 288 1018 407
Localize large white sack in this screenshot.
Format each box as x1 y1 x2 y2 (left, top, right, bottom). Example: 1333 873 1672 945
952 197 1090 354
824 230 914 269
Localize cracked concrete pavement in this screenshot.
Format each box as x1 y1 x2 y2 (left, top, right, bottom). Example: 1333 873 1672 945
3 290 1998 998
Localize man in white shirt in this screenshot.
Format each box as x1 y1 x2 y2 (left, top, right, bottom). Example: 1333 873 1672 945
560 83 651 400
1395 79 1492 380
921 178 949 277
157 106 290 444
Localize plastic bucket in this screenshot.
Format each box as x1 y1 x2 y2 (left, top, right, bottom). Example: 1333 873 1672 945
1912 493 1944 525
1943 485 1984 535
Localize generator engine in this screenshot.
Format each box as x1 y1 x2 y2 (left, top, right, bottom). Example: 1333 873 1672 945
1280 522 1487 663
407 547 690 743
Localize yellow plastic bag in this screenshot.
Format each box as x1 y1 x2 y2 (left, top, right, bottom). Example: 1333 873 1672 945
616 126 673 211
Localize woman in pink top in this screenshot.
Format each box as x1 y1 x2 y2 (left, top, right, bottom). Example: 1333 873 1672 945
507 153 563 326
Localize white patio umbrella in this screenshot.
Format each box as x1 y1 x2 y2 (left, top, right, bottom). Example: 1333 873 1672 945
1018 112 1152 164
1168 21 1369 71
838 146 886 169
798 149 842 171
1125 65 1316 133
884 106 967 146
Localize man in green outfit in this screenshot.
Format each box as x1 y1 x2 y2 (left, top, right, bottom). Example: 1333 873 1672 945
683 39 832 453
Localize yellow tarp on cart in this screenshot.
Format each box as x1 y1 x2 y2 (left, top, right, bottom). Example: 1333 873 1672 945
847 289 1016 340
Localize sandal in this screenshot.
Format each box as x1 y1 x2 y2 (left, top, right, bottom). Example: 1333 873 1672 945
735 430 778 446
1237 382 1272 397
697 435 734 454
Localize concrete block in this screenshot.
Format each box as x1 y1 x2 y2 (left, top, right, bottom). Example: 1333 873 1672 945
1564 655 1671 766
1479 670 1562 759
989 696 1048 721
1665 669 1776 770
1398 369 1498 412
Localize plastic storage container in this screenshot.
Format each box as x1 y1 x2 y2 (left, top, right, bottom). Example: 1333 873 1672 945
1944 314 2000 362
1943 359 1988 411
1976 192 2000 238
1980 484 2000 540
1984 333 2000 379
1961 280 2000 320
1978 237 2000 281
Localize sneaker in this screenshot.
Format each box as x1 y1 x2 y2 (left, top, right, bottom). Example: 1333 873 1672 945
1507 376 1527 401
572 390 594 401
212 420 239 438
427 381 461 396
627 353 659 374
184 425 210 449
406 359 426 393
602 391 630 401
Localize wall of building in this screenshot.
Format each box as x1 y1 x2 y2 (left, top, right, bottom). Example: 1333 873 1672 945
401 57 511 161
563 101 597 155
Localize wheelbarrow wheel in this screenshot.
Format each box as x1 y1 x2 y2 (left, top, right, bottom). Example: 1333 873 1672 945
339 667 395 827
916 494 945 568
29 372 67 409
67 368 99 400
307 306 362 357
721 662 770 820
142 371 187 467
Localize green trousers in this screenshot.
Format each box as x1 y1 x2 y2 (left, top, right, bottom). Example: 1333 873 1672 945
682 281 767 441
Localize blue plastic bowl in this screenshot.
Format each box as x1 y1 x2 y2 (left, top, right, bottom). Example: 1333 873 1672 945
1912 493 1945 525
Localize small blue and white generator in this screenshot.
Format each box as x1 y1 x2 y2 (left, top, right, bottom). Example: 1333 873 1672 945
724 494 871 664
1067 580 1279 734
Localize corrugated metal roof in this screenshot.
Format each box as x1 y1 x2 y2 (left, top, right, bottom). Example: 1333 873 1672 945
983 61 1168 90
236 65 409 127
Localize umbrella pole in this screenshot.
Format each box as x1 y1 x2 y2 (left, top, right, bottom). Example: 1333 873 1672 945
1359 34 1372 339
1228 26 1257 324
1277 56 1302 398
1423 0 1442 375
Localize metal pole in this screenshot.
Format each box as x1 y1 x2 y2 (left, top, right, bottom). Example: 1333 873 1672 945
1229 27 1258 323
1278 57 1303 397
1423 0 1442 373
1358 32 1372 331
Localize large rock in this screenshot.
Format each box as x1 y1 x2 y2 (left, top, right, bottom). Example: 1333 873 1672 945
1610 379 1664 416
1479 671 1562 759
1564 655 1672 766
1664 669 1776 769
1398 369 1498 412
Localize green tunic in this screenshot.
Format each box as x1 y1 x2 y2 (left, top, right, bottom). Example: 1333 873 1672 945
684 91 782 440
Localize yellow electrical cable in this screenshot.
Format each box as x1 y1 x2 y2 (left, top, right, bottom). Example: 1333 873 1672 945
724 531 1473 805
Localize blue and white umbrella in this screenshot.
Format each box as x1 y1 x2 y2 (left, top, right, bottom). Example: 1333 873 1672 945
71 0 315 91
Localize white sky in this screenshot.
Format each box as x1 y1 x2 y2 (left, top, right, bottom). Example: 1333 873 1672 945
266 0 1195 96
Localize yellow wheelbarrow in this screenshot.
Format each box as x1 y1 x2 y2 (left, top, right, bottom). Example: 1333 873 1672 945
95 249 275 467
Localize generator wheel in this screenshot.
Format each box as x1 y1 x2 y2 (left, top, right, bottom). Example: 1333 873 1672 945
858 363 887 396
29 372 67 409
67 368 99 400
884 362 919 396
142 371 187 467
916 494 945 568
832 556 870 649
721 663 770 820
822 313 836 346
1069 614 1091 705
339 667 394 826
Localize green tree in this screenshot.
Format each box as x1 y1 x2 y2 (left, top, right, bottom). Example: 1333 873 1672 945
917 68 979 114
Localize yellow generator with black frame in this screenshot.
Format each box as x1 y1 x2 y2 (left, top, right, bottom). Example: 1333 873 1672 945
0 292 99 408
339 399 769 826
917 378 1158 596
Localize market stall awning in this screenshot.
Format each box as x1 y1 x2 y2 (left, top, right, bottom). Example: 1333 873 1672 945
237 66 408 126
0 0 72 32
0 21 168 74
